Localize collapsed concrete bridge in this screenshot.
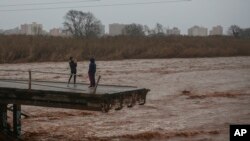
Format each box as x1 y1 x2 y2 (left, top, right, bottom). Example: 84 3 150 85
0 70 149 138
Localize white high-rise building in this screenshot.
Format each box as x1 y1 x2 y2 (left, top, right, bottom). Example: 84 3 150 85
50 28 64 36
109 23 126 36
188 26 208 36
20 24 31 35
209 25 223 35
20 22 43 35
166 27 181 35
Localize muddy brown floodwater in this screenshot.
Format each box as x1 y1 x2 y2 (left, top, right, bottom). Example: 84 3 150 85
0 57 250 141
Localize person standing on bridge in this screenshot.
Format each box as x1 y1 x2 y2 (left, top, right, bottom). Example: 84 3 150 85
88 58 96 88
68 57 77 86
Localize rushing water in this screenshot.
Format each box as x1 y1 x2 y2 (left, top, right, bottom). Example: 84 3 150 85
1 57 250 141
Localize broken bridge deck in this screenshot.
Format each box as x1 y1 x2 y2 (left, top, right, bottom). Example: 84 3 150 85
0 79 149 137
0 79 149 112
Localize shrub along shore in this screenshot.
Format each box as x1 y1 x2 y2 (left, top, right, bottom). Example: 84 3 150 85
0 35 250 63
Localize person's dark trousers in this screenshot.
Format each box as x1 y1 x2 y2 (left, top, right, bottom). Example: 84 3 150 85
68 71 76 84
88 72 95 87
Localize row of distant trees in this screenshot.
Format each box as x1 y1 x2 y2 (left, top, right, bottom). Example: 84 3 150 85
64 10 250 38
63 10 165 37
121 23 167 36
228 25 250 38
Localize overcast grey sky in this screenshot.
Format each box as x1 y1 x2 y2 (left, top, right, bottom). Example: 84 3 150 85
0 0 250 34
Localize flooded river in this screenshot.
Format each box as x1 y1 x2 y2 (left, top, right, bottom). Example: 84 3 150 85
0 57 250 141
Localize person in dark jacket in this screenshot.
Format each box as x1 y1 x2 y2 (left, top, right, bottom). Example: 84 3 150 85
88 58 96 87
68 57 77 85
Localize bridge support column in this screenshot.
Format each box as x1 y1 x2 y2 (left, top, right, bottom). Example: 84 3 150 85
13 104 21 137
0 104 8 132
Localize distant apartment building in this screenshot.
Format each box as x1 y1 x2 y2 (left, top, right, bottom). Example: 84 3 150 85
20 24 31 35
166 27 181 35
49 28 64 36
209 25 223 35
109 23 126 36
20 22 43 35
188 26 208 36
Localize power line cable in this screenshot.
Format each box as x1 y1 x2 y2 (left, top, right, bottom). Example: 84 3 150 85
0 0 100 7
0 0 191 12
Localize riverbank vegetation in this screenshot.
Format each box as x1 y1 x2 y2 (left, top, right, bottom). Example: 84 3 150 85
0 35 249 63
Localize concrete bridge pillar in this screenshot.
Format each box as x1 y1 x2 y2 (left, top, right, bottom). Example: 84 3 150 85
13 104 21 137
0 104 7 132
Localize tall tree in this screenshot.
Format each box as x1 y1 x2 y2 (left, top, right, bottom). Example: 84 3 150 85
155 23 164 35
122 23 145 36
228 25 242 37
63 10 102 38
